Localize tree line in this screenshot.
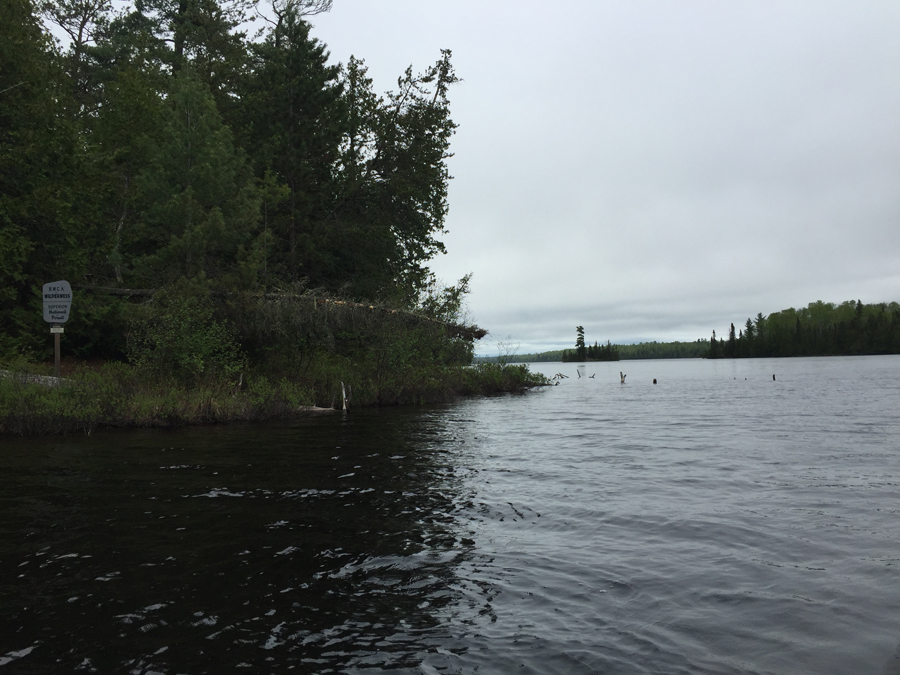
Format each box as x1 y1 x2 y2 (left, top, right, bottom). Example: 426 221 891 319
617 340 708 360
1 0 466 365
707 300 900 359
561 326 620 362
475 336 713 363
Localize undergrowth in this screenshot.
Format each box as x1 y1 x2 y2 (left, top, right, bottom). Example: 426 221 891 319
0 360 546 435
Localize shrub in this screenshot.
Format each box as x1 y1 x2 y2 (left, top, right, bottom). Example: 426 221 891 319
127 279 244 382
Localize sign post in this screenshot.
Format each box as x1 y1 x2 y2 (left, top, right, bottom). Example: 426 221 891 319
42 281 72 378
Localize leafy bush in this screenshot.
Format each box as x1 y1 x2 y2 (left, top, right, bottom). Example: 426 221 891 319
127 280 244 382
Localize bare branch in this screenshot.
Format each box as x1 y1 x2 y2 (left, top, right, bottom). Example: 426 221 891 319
39 0 112 53
294 0 332 16
0 82 27 97
264 0 332 21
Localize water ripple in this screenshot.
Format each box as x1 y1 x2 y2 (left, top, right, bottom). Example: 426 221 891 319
1 357 899 672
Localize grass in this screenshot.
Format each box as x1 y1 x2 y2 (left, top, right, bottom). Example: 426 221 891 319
0 360 547 436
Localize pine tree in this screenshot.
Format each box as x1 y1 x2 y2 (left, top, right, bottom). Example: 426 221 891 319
0 0 80 355
129 69 259 288
708 330 719 358
575 326 586 360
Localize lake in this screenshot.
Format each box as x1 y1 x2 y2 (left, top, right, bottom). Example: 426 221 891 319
1 356 899 673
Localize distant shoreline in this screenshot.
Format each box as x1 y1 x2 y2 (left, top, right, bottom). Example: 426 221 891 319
476 339 710 364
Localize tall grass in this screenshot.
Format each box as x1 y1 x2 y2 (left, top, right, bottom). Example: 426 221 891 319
0 360 546 435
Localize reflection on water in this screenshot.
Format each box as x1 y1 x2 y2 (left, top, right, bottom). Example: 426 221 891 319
0 410 482 673
2 356 900 674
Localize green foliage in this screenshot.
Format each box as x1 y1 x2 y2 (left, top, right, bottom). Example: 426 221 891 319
367 50 459 298
6 0 460 297
236 9 344 286
616 340 706 360
233 18 458 301
484 339 708 363
562 327 619 362
574 325 586 360
708 300 900 358
129 68 260 287
127 280 244 381
417 274 471 324
1 0 485 407
708 330 719 358
475 349 564 363
460 363 547 395
0 355 544 435
0 0 70 357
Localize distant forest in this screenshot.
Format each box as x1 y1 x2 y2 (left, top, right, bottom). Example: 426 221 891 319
478 339 709 363
708 300 900 358
562 341 619 362
560 326 619 361
618 340 709 360
478 299 900 363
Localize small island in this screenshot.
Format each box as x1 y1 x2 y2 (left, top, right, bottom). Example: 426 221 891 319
561 326 620 362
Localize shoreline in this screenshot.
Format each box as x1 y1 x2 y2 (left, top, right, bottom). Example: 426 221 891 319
0 362 548 437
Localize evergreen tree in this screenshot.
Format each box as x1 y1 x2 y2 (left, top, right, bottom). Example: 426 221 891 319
710 301 900 359
90 65 166 284
236 8 344 287
0 0 82 355
128 69 260 288
38 0 113 111
0 0 468 364
708 330 719 358
726 322 736 357
369 50 458 298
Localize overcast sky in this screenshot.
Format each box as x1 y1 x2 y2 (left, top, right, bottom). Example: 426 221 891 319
308 1 900 354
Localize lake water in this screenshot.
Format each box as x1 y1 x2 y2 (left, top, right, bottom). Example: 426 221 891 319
2 356 900 674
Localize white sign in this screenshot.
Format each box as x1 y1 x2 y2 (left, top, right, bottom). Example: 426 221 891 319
50 326 64 334
42 280 72 324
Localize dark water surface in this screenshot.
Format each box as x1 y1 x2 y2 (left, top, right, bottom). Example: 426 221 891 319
2 356 900 674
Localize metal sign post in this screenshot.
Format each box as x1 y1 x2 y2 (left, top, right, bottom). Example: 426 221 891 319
42 281 72 378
